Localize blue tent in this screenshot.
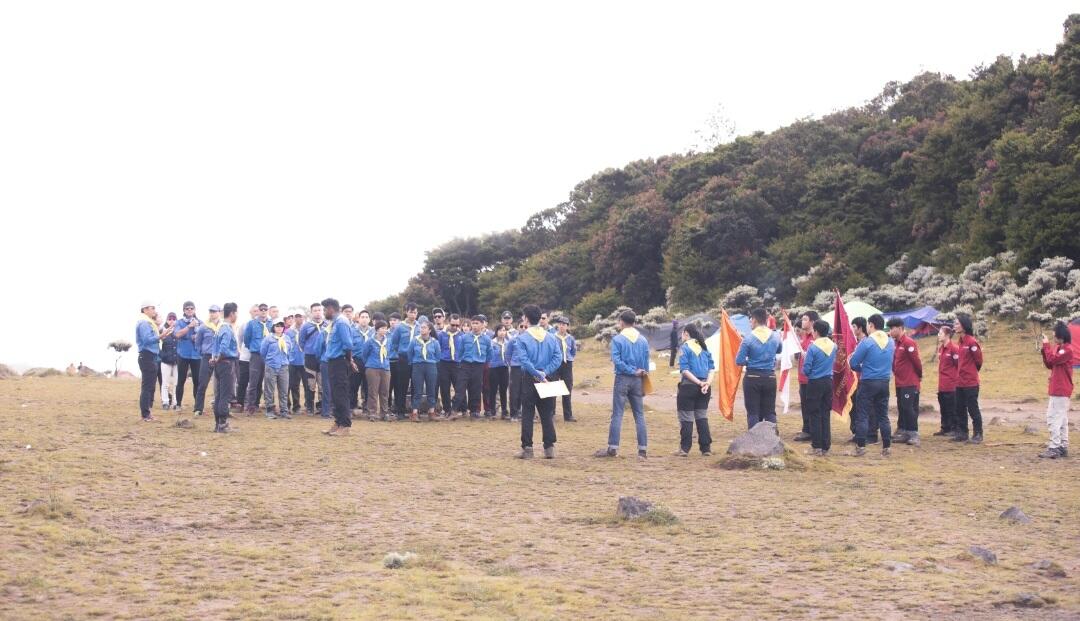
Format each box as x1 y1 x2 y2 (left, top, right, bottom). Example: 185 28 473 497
882 306 944 337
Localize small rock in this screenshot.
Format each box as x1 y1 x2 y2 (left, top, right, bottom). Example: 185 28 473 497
175 418 193 429
1010 593 1047 608
1032 560 1067 577
727 422 783 458
382 551 416 569
616 496 654 519
999 506 1031 524
1022 425 1039 435
199 451 207 457
883 560 914 572
988 416 1003 426
576 378 599 389
581 391 590 396
968 545 997 565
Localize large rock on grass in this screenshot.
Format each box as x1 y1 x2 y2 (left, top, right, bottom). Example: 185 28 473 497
616 497 653 519
727 422 783 457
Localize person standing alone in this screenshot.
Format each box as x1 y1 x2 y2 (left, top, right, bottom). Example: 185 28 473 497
595 310 652 460
136 301 171 422
1038 322 1074 459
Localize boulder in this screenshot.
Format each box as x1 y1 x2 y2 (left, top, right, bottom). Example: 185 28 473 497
999 506 1031 524
175 419 193 429
883 560 914 572
968 545 997 565
1008 593 1047 608
616 496 653 519
23 367 62 378
1032 559 1067 577
727 422 783 458
0 364 16 379
1022 425 1040 435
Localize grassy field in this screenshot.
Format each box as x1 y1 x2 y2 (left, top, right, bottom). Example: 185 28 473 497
1 328 1078 620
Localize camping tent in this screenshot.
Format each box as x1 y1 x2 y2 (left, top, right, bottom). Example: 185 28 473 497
883 306 944 337
703 314 753 361
826 300 883 327
646 313 723 351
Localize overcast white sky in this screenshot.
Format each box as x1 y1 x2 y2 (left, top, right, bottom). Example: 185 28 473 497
0 1 1072 372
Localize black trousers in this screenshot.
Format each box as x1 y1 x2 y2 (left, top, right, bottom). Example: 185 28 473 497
555 361 574 420
849 388 859 435
176 357 201 407
138 351 158 419
237 360 250 406
520 379 557 449
955 386 983 436
676 381 712 453
392 358 412 413
194 354 213 413
303 354 319 411
357 361 369 410
288 364 304 411
799 383 810 433
213 358 236 425
937 390 956 432
854 379 891 448
742 372 777 428
349 360 364 410
456 362 484 413
438 361 460 413
806 376 833 451
486 366 509 415
509 366 524 418
896 386 920 432
328 357 352 428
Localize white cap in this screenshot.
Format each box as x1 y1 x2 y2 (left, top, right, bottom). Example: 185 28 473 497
140 299 157 310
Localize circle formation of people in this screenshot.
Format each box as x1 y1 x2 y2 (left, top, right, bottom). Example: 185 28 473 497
134 299 1074 461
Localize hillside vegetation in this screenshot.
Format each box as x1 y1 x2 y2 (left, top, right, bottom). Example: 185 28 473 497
370 15 1080 321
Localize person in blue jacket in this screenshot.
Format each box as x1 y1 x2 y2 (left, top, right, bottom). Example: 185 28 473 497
285 313 306 415
192 304 222 416
676 323 714 456
171 301 202 411
507 319 526 421
210 302 239 433
486 324 512 419
389 303 421 416
437 314 464 416
553 316 578 422
136 301 171 421
410 321 442 421
849 313 895 456
801 319 837 456
260 319 293 419
362 320 392 420
735 308 782 429
299 303 326 416
242 303 270 414
514 305 563 459
456 316 491 418
320 297 355 437
595 310 652 460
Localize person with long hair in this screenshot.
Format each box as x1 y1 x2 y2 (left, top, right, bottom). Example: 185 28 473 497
953 314 983 444
934 326 959 437
675 323 714 457
487 324 512 420
410 321 441 422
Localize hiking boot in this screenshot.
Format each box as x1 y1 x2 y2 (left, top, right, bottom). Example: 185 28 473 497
265 412 277 420
846 435 858 444
819 449 829 457
1038 447 1061 459
594 448 617 458
893 430 909 443
951 433 969 442
142 416 158 422
427 411 438 422
807 448 822 456
792 431 812 442
968 434 983 445
854 446 866 457
330 427 351 437
905 432 920 447
701 450 713 457
673 449 689 457
932 429 952 437
543 447 555 459
1060 447 1069 458
516 447 534 459
193 410 203 417
638 449 648 460
882 447 891 457
279 411 292 420
409 411 420 423
322 424 339 435
564 415 578 422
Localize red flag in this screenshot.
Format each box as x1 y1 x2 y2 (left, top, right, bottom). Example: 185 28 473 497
831 290 859 417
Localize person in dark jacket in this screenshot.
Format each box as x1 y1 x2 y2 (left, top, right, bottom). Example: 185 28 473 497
668 320 680 367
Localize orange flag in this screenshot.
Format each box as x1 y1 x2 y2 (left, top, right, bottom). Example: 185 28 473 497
714 309 744 421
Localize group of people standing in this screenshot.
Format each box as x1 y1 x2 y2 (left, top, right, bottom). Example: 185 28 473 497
134 299 1073 460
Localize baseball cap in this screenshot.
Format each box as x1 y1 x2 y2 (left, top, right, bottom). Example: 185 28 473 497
140 299 156 310
273 319 285 327
182 300 195 310
167 312 177 320
501 311 513 320
476 314 488 322
555 315 569 324
208 304 222 312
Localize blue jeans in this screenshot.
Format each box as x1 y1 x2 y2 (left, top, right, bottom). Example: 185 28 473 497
854 379 892 448
411 363 438 411
609 374 647 450
319 361 332 417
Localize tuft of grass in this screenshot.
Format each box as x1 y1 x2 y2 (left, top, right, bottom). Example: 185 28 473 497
634 506 680 526
22 492 81 521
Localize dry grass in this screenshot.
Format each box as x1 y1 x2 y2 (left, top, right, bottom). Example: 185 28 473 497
0 328 1077 620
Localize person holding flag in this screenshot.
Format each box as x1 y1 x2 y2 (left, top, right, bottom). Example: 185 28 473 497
802 319 836 455
734 308 782 429
848 314 894 457
831 293 861 443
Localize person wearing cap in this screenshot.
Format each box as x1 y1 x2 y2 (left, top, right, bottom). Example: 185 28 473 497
242 304 271 414
136 301 172 421
210 302 240 433
192 304 223 416
501 311 518 338
285 313 306 415
320 297 355 436
553 316 578 422
260 319 293 419
159 312 180 410
172 301 202 411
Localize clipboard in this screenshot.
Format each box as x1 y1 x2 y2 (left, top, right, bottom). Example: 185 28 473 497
641 373 655 395
534 380 570 399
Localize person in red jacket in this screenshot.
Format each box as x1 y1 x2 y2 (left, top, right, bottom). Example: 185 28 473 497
888 318 923 446
952 314 983 444
793 311 819 443
1039 322 1074 459
935 326 960 437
